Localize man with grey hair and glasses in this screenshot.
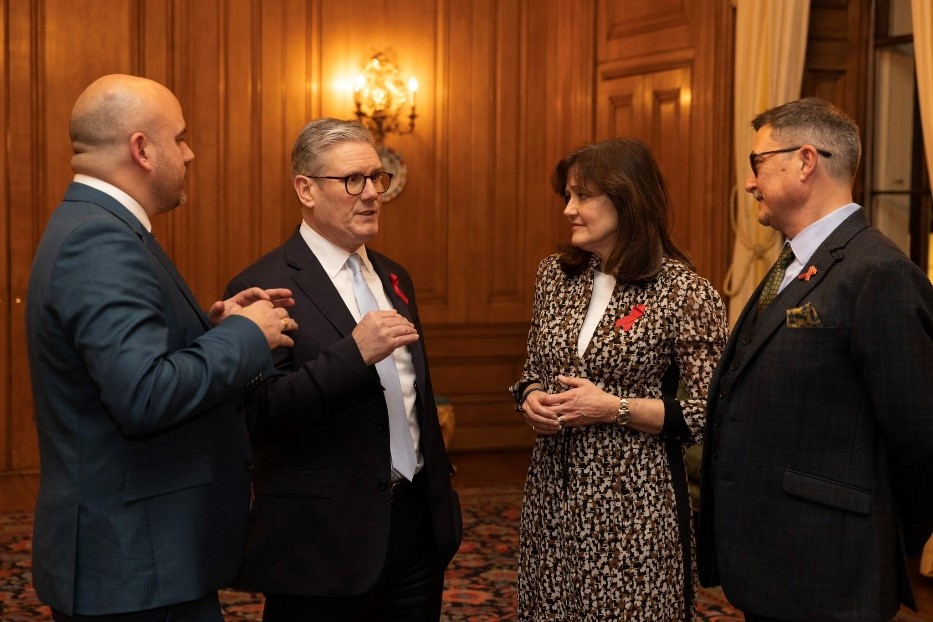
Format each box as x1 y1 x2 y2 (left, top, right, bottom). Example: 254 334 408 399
225 118 461 621
698 97 933 622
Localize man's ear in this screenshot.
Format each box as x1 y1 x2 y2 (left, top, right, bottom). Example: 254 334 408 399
129 132 154 171
798 145 819 180
294 175 316 208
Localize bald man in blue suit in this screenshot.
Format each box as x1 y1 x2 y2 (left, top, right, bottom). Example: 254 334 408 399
26 74 297 621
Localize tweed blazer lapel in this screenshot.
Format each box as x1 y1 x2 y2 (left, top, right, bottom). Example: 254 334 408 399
66 182 210 330
731 210 869 368
283 231 358 337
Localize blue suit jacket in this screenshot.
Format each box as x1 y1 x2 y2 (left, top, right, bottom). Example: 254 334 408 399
26 182 273 615
225 228 462 595
698 210 933 621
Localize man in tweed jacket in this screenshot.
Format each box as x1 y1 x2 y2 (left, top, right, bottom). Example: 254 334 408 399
698 97 933 622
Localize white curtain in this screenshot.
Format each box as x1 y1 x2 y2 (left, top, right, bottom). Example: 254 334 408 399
911 0 933 579
723 0 811 326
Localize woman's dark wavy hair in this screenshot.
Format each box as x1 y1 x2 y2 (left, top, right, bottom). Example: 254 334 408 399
553 137 692 281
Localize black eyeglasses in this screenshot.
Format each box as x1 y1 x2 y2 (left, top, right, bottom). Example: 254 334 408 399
749 146 832 177
306 172 394 195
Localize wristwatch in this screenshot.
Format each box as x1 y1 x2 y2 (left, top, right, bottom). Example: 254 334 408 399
616 398 631 427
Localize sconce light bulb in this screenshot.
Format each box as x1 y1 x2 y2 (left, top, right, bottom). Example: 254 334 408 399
354 74 365 92
408 77 419 93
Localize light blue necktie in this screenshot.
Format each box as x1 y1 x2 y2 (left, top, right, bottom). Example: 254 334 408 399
346 253 417 481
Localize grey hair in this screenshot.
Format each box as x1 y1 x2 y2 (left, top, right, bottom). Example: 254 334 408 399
752 97 861 183
290 118 375 178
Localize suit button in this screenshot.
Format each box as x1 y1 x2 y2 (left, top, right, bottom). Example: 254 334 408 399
378 480 389 491
712 451 719 458
713 419 720 428
741 336 750 345
719 389 727 399
730 363 738 371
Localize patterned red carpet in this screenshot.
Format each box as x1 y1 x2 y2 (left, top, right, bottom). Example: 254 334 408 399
1 488 928 621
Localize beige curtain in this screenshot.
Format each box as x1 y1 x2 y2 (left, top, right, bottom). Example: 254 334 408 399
911 0 933 579
723 0 811 326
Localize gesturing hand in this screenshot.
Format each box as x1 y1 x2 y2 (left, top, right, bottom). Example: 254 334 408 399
352 310 419 365
208 287 295 326
231 299 297 349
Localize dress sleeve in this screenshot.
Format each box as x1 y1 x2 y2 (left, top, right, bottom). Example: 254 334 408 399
509 257 553 402
664 274 728 446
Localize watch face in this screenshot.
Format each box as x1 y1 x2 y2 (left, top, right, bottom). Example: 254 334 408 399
376 145 407 202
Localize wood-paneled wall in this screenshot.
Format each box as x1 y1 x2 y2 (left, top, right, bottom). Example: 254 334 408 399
0 0 595 471
0 1 870 475
596 0 733 290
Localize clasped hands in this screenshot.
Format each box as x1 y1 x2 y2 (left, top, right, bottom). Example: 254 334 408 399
521 375 617 435
209 287 297 349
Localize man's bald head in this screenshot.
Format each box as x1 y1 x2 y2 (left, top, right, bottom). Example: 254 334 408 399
70 74 177 174
70 74 173 159
69 74 194 216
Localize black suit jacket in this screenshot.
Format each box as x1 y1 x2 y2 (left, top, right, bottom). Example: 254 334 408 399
225 228 462 595
26 183 270 615
697 210 933 621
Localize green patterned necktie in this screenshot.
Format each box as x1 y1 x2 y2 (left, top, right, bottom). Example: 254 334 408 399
756 244 795 315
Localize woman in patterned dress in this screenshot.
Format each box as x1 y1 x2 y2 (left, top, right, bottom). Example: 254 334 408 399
511 137 727 621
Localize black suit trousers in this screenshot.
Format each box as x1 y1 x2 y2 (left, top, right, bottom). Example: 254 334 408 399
262 475 443 622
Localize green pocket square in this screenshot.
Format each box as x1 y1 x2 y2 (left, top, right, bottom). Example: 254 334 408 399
786 302 822 328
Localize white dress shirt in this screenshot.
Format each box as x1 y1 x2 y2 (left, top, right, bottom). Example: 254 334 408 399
74 174 152 231
298 221 422 464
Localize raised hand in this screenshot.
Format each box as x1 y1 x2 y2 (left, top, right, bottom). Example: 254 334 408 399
352 310 419 365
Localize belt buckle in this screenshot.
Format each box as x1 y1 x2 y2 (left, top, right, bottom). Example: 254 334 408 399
390 477 408 500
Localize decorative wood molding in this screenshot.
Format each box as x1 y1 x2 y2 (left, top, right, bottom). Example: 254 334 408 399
598 48 695 80
605 0 689 40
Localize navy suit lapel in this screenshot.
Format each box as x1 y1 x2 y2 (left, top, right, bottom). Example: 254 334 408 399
370 253 425 359
67 183 210 330
369 252 430 414
141 232 210 330
283 232 358 337
370 255 413 322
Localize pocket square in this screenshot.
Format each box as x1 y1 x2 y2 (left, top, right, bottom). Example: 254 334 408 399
786 302 822 328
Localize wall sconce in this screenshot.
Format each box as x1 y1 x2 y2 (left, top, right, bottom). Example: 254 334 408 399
353 52 418 144
352 52 418 202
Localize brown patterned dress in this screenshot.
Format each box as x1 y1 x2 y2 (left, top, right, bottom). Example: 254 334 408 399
511 254 727 621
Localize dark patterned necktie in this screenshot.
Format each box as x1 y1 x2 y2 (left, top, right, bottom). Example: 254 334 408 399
756 244 795 315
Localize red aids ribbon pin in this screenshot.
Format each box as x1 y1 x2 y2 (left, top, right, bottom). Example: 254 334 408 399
390 274 409 305
798 266 817 282
614 303 646 331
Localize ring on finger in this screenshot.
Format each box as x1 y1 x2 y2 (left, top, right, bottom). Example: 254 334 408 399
558 416 564 427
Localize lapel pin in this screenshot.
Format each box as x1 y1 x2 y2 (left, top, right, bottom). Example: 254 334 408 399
390 273 409 305
798 266 817 282
614 303 646 332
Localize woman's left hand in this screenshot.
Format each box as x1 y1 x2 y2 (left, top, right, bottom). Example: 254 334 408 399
538 375 617 429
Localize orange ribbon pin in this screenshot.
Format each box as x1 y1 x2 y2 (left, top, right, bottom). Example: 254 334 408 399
798 266 817 282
